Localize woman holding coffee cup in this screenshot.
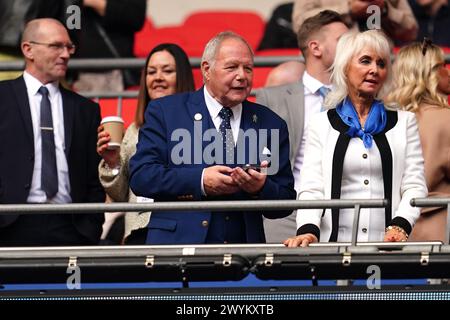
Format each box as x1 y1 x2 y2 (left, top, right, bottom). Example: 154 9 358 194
97 43 195 244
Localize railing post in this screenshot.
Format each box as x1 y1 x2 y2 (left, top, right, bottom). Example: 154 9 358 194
351 204 361 246
447 202 450 245
117 96 123 117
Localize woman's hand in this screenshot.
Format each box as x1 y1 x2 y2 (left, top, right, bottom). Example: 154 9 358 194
97 125 120 168
283 233 318 247
384 226 408 242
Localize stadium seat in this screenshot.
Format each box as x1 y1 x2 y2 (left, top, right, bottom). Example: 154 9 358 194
182 11 265 55
99 98 138 128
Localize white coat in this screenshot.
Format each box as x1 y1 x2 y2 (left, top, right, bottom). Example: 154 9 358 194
296 108 428 242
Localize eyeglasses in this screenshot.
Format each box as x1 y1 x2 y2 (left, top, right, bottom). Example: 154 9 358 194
422 37 432 56
29 41 76 54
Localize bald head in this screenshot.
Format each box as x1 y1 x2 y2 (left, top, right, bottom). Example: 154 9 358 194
22 18 68 43
21 18 72 84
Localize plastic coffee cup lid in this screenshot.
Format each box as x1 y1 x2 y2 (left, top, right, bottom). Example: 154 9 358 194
101 116 124 124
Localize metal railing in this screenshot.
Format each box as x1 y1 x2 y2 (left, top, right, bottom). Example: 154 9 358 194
0 57 299 115
411 197 450 245
0 56 305 72
3 54 449 116
1 198 449 289
2 198 448 245
1 54 450 72
0 198 386 213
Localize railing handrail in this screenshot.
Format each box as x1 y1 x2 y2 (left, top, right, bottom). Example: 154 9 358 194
0 199 387 215
411 197 450 245
82 89 268 99
410 197 450 207
2 54 450 72
0 56 304 71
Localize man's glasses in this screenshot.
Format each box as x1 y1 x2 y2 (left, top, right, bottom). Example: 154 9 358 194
422 37 432 56
29 41 76 54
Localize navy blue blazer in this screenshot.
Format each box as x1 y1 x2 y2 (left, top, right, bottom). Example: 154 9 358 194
129 88 296 244
0 76 105 244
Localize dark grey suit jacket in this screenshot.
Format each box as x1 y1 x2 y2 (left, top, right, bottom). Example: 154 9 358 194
256 82 305 243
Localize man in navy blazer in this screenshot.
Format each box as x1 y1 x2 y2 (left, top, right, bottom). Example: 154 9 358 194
0 19 105 246
129 32 296 244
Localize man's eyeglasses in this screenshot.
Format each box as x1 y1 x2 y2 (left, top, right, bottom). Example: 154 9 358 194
29 41 76 54
422 37 432 56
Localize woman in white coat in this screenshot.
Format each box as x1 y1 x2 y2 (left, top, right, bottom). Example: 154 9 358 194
284 30 428 247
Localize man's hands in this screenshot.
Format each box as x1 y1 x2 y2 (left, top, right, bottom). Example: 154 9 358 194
203 161 269 196
203 166 240 196
230 160 269 195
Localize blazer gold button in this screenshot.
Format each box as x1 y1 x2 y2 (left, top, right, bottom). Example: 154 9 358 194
202 220 208 227
364 179 369 185
362 153 368 159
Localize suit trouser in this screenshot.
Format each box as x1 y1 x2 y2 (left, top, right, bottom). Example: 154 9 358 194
0 213 89 246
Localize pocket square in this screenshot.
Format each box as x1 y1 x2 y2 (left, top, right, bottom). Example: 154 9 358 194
262 147 271 155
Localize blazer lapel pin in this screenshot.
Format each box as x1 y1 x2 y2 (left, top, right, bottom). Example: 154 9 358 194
252 114 258 123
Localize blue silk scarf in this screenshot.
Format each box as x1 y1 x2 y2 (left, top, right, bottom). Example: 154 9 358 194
335 97 387 149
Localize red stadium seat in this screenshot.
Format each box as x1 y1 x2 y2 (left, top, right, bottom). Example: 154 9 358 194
255 48 300 56
134 18 155 58
135 11 265 58
99 98 138 129
182 11 265 55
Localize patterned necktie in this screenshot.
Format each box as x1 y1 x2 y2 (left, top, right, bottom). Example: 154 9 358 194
39 86 58 199
218 107 234 164
318 86 330 111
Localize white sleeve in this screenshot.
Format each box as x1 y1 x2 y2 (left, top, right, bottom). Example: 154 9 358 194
296 115 326 230
394 112 428 227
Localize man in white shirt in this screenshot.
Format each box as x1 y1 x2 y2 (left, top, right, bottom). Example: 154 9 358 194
0 18 105 246
256 10 349 243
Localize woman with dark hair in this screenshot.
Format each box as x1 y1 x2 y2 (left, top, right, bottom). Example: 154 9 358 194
97 43 195 243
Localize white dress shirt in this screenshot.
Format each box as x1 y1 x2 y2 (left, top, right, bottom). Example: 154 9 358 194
203 86 242 144
23 71 71 204
201 86 243 195
293 71 331 193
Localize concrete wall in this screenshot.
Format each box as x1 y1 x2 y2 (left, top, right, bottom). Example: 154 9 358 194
147 0 291 27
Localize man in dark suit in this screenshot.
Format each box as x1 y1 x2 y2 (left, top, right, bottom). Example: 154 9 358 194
129 32 296 245
0 18 105 246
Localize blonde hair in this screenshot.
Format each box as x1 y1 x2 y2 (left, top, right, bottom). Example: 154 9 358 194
324 30 393 109
385 42 448 112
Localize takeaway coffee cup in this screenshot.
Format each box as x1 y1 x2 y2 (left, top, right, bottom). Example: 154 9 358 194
101 116 124 150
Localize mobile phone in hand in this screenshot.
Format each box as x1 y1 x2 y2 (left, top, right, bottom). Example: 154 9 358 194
241 164 261 173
